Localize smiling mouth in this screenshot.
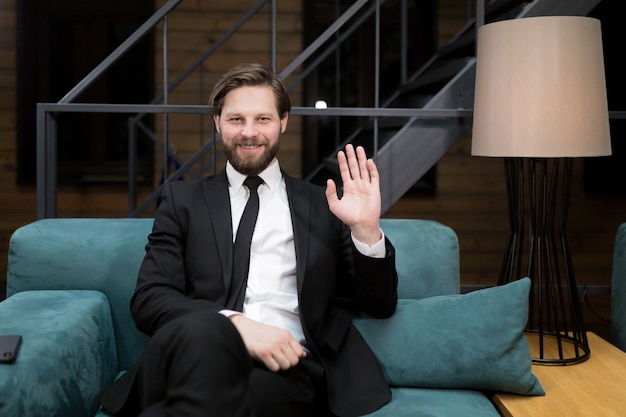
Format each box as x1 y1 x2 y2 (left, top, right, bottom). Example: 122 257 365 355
238 142 264 152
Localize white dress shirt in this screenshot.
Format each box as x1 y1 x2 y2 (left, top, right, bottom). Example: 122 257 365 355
224 161 385 342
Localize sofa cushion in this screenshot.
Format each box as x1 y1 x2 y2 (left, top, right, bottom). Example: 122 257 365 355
354 277 544 395
0 290 118 417
363 387 500 417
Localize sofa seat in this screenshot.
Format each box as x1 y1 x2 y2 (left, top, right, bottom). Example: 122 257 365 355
364 388 500 416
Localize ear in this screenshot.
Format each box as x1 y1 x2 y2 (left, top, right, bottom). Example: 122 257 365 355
213 114 221 134
280 112 289 133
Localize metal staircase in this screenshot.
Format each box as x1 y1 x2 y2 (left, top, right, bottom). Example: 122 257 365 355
35 0 604 218
306 0 604 212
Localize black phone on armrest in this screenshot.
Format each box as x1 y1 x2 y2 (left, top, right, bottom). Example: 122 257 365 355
0 335 22 364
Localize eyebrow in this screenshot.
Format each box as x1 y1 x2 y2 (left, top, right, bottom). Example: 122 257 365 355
222 112 276 119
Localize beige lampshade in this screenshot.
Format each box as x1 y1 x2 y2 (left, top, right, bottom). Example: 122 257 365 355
471 16 611 157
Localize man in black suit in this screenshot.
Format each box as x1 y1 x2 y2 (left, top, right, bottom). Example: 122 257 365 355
100 63 397 417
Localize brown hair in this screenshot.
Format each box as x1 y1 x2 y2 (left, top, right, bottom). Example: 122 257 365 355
209 63 291 117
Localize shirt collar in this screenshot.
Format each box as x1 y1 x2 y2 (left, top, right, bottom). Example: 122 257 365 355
226 160 282 192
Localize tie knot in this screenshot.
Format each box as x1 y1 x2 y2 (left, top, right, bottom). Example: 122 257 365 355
244 176 263 192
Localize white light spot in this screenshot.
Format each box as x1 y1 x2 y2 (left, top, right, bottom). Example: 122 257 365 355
315 100 328 109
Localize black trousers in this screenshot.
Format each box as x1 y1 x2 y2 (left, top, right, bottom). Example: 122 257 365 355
102 311 329 417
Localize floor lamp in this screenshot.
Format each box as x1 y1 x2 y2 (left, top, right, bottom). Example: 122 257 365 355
471 16 612 365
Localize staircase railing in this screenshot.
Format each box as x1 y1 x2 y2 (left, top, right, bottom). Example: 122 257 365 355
29 0 623 314
36 0 615 219
37 0 478 219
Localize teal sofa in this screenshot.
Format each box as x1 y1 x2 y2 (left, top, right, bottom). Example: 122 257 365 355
0 218 543 417
612 223 626 353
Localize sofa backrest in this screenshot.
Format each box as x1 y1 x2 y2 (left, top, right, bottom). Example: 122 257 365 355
6 217 460 370
379 219 459 299
7 218 153 369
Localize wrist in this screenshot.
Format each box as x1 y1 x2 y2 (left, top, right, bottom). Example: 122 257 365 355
351 226 382 247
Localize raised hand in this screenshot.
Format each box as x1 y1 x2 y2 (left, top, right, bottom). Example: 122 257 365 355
325 144 382 246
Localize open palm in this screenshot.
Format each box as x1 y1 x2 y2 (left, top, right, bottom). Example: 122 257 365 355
325 144 382 246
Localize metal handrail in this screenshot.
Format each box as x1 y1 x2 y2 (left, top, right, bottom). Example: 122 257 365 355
36 100 475 217
36 0 406 218
38 0 534 219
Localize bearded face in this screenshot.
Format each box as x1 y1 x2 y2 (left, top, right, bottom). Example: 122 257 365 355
214 85 288 176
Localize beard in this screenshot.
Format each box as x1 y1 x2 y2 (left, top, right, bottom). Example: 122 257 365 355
223 138 279 176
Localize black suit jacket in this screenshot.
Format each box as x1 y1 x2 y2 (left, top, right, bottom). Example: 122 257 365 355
110 170 398 417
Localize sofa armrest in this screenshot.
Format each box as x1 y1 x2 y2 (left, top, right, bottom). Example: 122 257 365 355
0 290 118 417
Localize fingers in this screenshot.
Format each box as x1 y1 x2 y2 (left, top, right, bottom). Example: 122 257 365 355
355 145 370 180
264 338 305 372
325 178 339 204
232 315 305 373
338 144 375 182
345 144 361 180
253 329 305 372
336 146 350 182
365 156 380 186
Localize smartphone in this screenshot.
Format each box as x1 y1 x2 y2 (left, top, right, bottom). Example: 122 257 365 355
0 335 22 364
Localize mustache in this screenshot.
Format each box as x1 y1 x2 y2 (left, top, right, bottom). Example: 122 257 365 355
234 138 268 146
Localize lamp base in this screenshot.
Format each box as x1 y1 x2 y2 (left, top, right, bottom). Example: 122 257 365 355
501 158 590 365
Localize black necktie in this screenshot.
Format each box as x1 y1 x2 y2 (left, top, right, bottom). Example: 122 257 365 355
229 176 264 311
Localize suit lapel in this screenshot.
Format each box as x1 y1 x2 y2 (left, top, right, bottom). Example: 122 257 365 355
283 172 310 295
203 171 234 298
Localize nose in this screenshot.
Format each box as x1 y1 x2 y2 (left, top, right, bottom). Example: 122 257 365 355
241 120 257 137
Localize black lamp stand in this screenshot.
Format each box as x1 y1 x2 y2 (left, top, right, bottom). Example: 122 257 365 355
500 157 590 365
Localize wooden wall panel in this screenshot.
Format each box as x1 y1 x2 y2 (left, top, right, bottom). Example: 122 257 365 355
0 0 21 300
437 0 471 47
